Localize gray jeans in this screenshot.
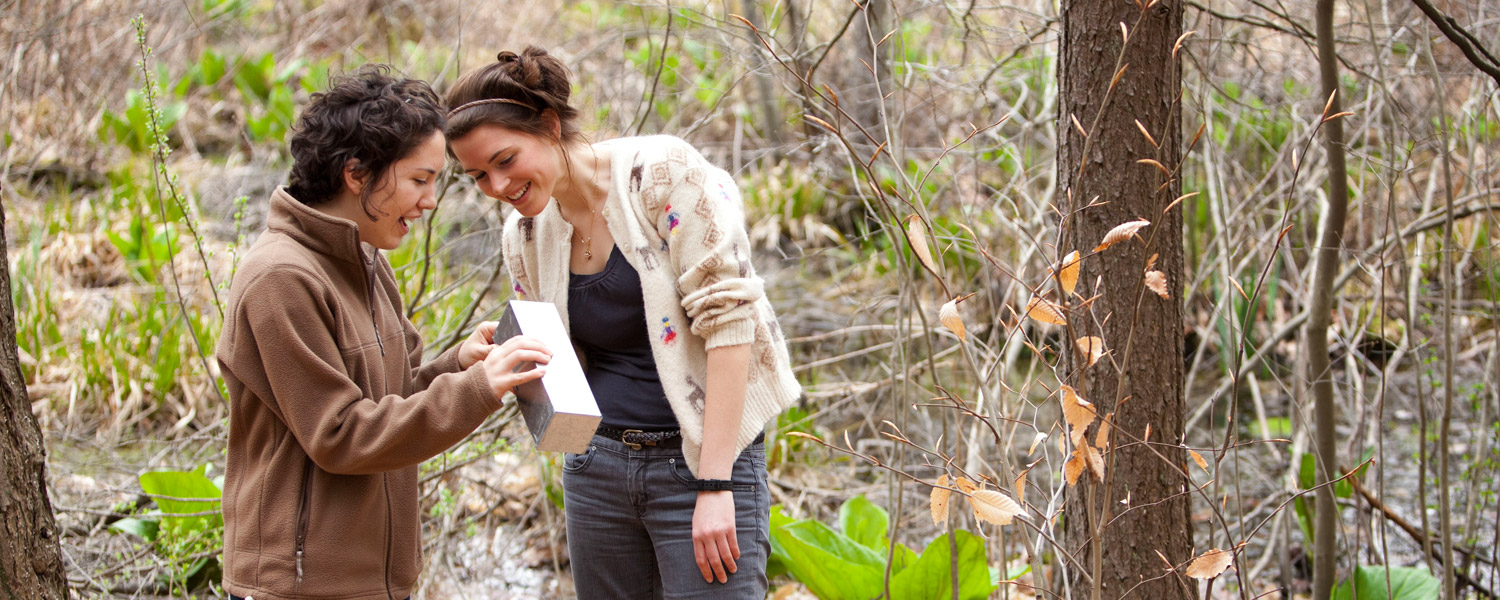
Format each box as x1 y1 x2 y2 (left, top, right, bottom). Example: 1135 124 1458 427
562 435 770 599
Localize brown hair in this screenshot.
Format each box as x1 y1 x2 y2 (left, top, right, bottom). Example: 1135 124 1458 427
444 46 582 146
286 64 444 218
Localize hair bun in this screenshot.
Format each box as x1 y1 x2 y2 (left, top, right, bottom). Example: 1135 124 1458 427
497 51 519 64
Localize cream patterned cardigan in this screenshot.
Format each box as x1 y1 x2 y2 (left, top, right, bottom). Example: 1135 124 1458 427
500 135 801 475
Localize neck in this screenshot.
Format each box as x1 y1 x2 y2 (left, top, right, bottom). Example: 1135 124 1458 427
552 140 608 216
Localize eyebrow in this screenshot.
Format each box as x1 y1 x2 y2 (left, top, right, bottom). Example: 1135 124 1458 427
464 148 508 175
417 168 437 175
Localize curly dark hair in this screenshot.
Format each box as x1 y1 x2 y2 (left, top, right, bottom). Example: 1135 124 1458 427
286 65 445 218
443 46 582 147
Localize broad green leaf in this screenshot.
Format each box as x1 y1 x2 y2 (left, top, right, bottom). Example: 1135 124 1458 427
139 467 222 536
109 517 160 541
838 495 889 551
770 518 886 600
1333 565 1440 600
888 530 996 600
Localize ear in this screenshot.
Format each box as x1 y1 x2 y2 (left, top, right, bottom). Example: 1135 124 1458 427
342 159 367 196
540 109 563 141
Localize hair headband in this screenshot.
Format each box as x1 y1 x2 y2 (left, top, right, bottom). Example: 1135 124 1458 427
447 97 534 118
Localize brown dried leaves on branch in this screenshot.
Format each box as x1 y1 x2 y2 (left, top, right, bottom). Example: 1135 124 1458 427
1058 250 1080 296
1094 219 1151 252
931 474 952 526
1061 386 1107 485
1075 336 1106 367
939 296 968 341
969 489 1024 526
1026 296 1067 325
1185 548 1235 579
906 215 937 274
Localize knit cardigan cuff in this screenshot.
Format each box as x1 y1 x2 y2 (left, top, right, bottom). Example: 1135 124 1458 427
703 318 756 350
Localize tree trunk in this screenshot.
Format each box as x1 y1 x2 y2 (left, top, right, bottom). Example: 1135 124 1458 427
0 200 68 599
1057 1 1194 598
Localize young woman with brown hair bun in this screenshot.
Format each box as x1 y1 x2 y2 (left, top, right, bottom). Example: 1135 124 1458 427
216 65 551 600
446 47 800 598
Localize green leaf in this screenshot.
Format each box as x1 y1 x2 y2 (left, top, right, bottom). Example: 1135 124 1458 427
838 495 889 551
109 517 160 541
769 517 886 600
138 467 222 536
1333 565 1440 600
888 530 996 600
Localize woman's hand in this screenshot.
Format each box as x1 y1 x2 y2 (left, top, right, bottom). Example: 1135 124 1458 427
479 335 551 398
457 321 499 369
692 491 739 583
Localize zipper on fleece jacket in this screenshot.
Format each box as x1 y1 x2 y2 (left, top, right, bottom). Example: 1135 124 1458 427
364 256 386 356
294 459 314 584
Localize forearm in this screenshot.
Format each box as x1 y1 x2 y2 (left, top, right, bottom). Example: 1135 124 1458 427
699 343 751 479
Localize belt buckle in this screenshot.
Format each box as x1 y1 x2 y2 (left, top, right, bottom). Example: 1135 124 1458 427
621 429 646 450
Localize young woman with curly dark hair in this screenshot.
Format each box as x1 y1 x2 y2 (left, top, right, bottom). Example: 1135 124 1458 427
216 65 551 600
445 48 801 599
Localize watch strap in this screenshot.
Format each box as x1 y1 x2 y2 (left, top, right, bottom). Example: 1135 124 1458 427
693 478 735 492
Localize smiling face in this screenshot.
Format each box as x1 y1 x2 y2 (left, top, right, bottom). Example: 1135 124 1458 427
449 123 563 217
355 130 447 250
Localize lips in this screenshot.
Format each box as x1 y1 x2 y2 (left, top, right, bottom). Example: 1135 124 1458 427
505 182 531 204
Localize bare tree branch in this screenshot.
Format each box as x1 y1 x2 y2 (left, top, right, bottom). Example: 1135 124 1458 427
1409 0 1500 87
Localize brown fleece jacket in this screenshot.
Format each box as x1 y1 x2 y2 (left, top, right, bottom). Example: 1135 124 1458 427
217 188 498 600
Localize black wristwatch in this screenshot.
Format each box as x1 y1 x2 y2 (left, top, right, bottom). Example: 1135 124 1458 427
693 479 735 492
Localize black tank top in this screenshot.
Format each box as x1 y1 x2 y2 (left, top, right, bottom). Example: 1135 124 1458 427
568 245 677 430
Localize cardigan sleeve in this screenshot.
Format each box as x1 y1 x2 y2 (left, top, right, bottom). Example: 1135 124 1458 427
649 138 764 349
501 211 532 300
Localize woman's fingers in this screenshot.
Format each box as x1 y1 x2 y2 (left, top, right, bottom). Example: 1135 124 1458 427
474 320 498 344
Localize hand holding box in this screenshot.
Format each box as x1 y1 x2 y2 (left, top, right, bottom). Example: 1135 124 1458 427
494 300 601 453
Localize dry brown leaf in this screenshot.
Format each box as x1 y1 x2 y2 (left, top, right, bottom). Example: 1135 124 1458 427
1025 297 1067 326
1075 336 1106 368
1061 385 1097 445
1134 119 1158 147
939 298 965 342
1084 442 1105 481
931 474 952 527
955 477 978 494
1173 30 1196 60
1145 270 1169 299
1185 548 1234 579
1094 219 1151 252
1064 448 1086 486
1028 431 1048 455
1189 448 1209 471
969 489 1024 526
1059 251 1081 296
1014 470 1029 506
906 215 937 275
1137 158 1171 176
1095 413 1113 451
1145 252 1159 271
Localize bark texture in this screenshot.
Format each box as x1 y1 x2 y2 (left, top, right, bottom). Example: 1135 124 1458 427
0 200 68 600
1057 0 1194 597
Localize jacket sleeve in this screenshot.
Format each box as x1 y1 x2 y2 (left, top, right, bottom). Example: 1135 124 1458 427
406 318 463 392
654 140 764 348
235 266 499 475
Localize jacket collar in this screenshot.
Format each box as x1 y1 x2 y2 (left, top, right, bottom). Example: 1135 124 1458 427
267 187 373 266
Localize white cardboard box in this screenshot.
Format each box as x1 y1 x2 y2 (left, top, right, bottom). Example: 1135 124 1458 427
494 300 601 453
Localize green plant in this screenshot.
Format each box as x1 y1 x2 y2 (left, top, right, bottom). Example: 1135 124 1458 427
98 89 185 154
110 464 224 595
766 495 998 600
1332 565 1440 600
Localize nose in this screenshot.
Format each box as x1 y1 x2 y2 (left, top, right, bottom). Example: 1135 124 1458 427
480 172 509 200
